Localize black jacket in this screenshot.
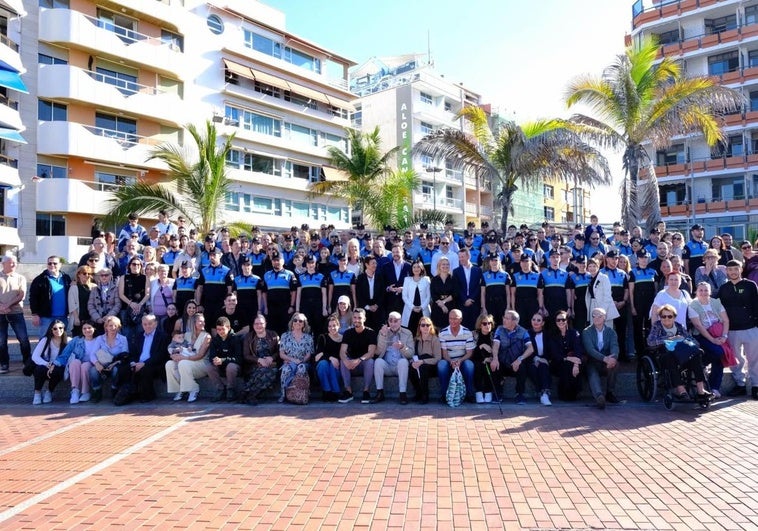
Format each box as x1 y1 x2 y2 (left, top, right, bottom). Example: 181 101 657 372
29 270 71 317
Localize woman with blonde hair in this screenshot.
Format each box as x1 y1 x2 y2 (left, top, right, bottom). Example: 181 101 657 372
68 265 95 337
407 316 441 404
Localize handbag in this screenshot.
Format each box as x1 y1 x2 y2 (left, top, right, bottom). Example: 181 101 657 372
706 322 738 367
96 348 114 366
670 338 701 365
446 366 466 407
285 373 310 405
22 358 35 377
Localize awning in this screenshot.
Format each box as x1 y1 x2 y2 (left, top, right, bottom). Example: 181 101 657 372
0 68 27 94
287 81 330 105
250 67 291 91
321 166 349 182
0 128 25 143
223 59 254 80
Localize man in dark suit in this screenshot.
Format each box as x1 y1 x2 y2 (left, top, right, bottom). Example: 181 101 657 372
356 255 386 332
453 248 483 330
121 314 169 403
381 244 411 316
581 307 619 409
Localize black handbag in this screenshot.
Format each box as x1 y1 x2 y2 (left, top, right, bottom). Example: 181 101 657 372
671 338 700 365
22 359 35 377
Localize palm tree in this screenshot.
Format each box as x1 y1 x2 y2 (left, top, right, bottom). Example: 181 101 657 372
310 126 398 225
104 120 234 235
566 36 744 231
413 106 611 234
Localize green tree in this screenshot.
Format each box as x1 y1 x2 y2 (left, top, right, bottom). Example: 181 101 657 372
413 106 611 234
104 120 234 235
566 36 744 231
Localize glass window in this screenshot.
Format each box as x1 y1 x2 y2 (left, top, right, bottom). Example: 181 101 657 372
291 163 310 180
284 91 317 109
420 121 434 135
655 143 686 165
420 92 433 104
255 81 280 98
246 154 280 175
712 177 745 201
161 30 184 52
95 113 137 143
246 31 282 59
96 8 138 45
286 123 317 146
728 134 744 156
708 52 739 75
749 50 758 69
225 192 240 212
38 53 67 65
95 67 138 95
39 0 69 7
96 171 135 191
36 163 66 179
747 5 758 25
655 29 680 45
38 99 67 121
543 184 554 199
544 207 555 221
292 201 309 218
36 214 65 236
206 15 224 35
252 196 273 213
285 47 321 74
705 15 737 34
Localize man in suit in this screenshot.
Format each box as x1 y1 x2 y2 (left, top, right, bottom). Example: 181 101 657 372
356 255 386 332
581 307 619 409
381 244 411 316
453 248 483 330
121 314 169 403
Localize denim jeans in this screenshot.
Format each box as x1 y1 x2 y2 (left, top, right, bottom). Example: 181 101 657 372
0 312 31 365
316 359 341 393
437 359 475 399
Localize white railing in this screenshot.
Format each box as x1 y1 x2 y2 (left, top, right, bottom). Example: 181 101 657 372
85 68 165 96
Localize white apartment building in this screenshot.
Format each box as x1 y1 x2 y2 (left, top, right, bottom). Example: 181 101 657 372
631 0 758 240
350 55 493 229
17 0 355 263
0 0 26 255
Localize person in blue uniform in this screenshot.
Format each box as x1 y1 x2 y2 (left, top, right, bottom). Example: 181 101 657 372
262 252 298 335
511 255 545 329
481 254 511 325
233 257 263 326
194 248 233 330
628 250 659 357
569 256 591 329
297 255 328 336
540 250 574 321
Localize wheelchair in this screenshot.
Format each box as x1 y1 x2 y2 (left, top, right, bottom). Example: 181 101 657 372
636 345 713 411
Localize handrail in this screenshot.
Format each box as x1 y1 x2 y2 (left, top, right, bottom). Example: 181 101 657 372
0 216 17 228
80 11 178 50
0 153 18 168
84 68 165 96
0 33 18 52
79 123 160 146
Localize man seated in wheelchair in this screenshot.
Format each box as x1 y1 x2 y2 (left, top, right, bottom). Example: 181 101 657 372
647 304 713 402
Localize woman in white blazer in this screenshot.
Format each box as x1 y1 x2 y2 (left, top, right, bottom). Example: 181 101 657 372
585 257 619 324
401 260 431 332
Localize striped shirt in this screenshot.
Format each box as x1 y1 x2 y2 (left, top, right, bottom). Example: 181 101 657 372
438 325 475 360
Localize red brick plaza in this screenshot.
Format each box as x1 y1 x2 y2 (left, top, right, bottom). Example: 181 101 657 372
0 400 756 530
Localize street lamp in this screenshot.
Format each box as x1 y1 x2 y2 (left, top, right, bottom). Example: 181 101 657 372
424 166 442 211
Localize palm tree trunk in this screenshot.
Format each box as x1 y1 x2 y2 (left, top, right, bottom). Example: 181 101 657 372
498 189 514 235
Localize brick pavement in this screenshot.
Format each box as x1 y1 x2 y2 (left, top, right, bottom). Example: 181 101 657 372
0 399 756 530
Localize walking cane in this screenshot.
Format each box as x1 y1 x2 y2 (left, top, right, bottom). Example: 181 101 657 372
484 363 503 415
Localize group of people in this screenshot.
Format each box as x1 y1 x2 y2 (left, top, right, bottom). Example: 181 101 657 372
3 211 757 407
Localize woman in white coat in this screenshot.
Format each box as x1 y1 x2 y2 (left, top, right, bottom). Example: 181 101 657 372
585 257 619 327
401 260 431 332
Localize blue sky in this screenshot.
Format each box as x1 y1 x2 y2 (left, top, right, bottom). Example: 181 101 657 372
264 0 635 221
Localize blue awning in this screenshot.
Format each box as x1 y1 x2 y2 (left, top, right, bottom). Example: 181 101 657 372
0 68 27 93
0 128 26 143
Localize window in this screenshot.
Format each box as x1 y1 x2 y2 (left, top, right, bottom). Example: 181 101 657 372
749 50 758 68
444 159 462 181
291 162 310 180
444 101 452 112
712 177 745 201
655 29 680 45
284 47 321 74
36 163 66 179
96 171 135 191
351 104 362 127
246 30 321 73
708 52 739 75
330 106 348 119
255 81 281 98
659 183 687 206
95 113 137 143
251 196 273 213
246 31 282 59
161 30 184 52
36 214 65 236
705 14 737 34
286 123 317 146
445 185 454 200
96 9 138 45
225 192 240 212
225 106 281 137
747 5 758 25
38 53 67 65
544 206 555 221
206 14 224 35
226 150 242 168
420 92 433 104
421 181 433 198
95 67 138 96
420 121 434 135
751 91 758 112
39 0 69 7
728 134 744 156
284 91 317 109
655 143 686 165
247 154 280 175
321 132 347 151
543 184 554 199
38 99 67 121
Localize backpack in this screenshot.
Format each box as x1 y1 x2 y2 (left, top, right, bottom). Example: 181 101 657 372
285 374 310 405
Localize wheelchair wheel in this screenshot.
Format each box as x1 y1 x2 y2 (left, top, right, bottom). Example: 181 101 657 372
663 393 675 411
636 356 658 402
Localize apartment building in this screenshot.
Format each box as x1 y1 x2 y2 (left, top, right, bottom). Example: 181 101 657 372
631 0 758 240
0 0 26 255
18 0 355 263
349 55 493 229
542 177 593 229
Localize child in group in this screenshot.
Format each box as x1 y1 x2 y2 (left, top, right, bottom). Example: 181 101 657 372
167 330 193 382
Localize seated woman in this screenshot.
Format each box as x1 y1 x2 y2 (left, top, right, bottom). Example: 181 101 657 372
687 282 729 399
89 315 129 402
278 312 314 403
30 321 69 405
471 314 497 403
241 314 280 405
527 312 553 406
314 314 343 402
165 312 210 403
408 316 441 404
51 320 99 404
647 304 711 401
546 311 585 402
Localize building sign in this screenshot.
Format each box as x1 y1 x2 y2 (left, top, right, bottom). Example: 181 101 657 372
396 83 413 171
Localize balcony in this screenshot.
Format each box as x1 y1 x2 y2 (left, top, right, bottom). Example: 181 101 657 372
0 92 20 130
0 215 19 247
0 1 25 16
33 236 91 264
226 167 311 193
440 197 463 211
0 33 22 74
35 178 120 215
39 8 185 79
93 0 184 29
37 121 167 171
0 153 19 187
38 64 183 126
633 0 712 30
465 201 478 215
441 169 463 185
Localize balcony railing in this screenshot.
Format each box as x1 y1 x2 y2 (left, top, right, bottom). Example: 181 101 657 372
0 93 19 111
85 68 165 96
0 33 18 52
0 216 17 228
80 11 179 51
81 124 159 147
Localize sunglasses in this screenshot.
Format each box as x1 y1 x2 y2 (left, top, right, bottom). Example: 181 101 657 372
87 259 97 262
660 314 675 319
555 318 567 322
130 263 142 267
742 246 752 250
481 322 493 326
52 326 64 331
419 323 431 327
293 319 305 323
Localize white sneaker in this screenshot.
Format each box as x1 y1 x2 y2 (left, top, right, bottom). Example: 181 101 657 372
43 390 53 404
79 392 91 402
32 392 42 405
475 392 484 403
484 393 493 403
540 392 552 406
187 391 199 403
173 392 184 401
70 389 80 404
